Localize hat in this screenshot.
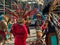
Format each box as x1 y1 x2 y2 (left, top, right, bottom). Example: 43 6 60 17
36 14 41 16
5 2 37 22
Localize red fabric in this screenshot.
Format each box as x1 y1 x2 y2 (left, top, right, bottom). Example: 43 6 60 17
41 25 45 30
0 30 6 38
10 23 28 45
41 24 46 30
58 18 60 23
41 23 46 30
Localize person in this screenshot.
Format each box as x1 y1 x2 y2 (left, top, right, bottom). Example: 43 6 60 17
0 15 8 45
10 18 28 45
35 13 43 45
8 16 17 40
35 13 43 38
42 16 58 45
7 19 13 40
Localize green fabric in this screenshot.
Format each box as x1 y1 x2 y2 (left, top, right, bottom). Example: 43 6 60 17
6 34 9 39
8 23 12 32
51 35 57 45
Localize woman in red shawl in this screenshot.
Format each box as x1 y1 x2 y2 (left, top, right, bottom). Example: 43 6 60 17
10 18 28 45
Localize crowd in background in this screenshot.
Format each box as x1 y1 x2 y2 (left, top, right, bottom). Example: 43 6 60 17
0 12 60 45
0 0 60 45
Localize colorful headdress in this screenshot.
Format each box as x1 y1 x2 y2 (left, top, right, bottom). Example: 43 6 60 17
42 0 58 15
5 0 38 20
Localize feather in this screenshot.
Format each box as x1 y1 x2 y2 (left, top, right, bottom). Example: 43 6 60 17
17 3 22 15
11 2 19 15
23 4 29 16
23 9 37 18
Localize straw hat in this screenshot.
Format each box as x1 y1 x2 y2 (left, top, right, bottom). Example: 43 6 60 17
36 14 41 17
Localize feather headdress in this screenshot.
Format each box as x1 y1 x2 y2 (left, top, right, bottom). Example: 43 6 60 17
5 0 38 19
42 0 58 15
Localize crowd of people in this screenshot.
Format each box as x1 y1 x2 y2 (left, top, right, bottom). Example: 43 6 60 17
30 13 60 45
0 0 60 45
0 12 60 45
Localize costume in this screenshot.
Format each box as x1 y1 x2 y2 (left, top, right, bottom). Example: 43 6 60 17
45 21 58 45
35 14 43 38
5 1 37 45
0 16 8 42
42 0 59 45
0 21 7 41
8 23 12 32
10 23 28 45
6 23 12 39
